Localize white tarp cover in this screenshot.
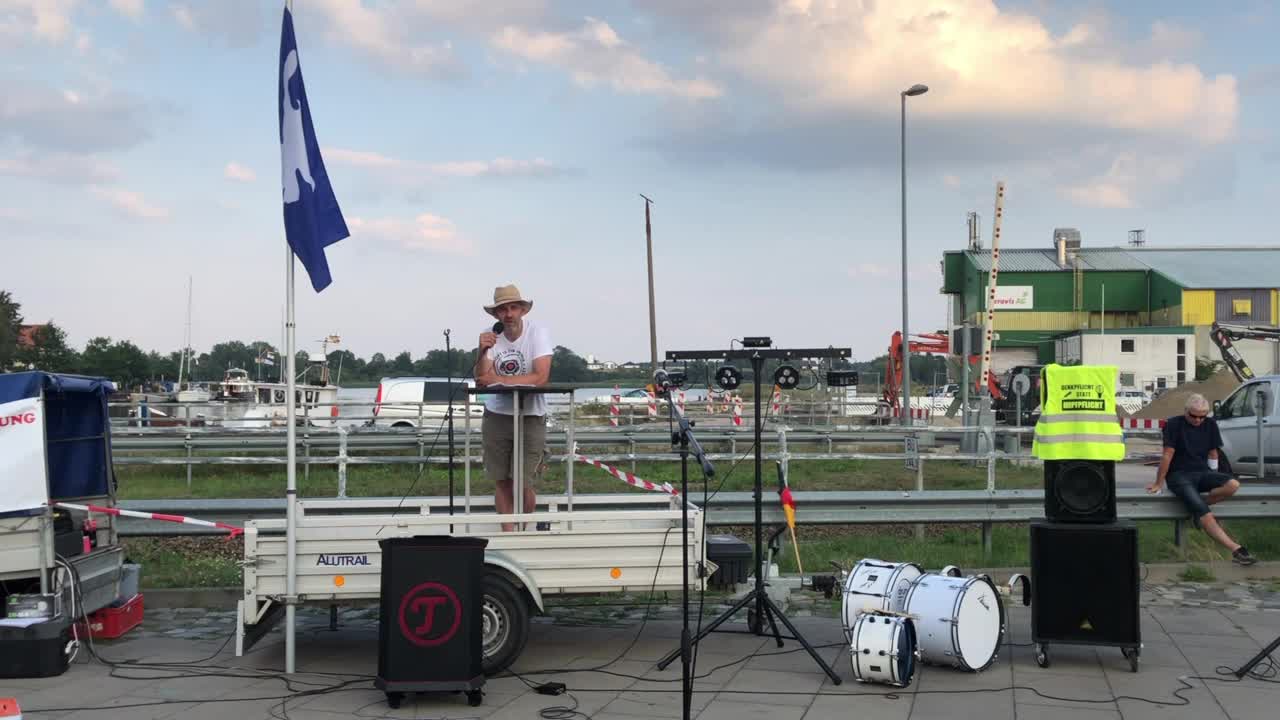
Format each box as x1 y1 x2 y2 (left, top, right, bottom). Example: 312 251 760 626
0 397 47 514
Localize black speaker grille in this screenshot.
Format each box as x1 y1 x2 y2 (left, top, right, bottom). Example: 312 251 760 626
1030 521 1139 646
1044 460 1116 523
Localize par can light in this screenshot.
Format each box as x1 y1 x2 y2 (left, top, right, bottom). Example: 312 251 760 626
773 364 800 390
715 365 742 391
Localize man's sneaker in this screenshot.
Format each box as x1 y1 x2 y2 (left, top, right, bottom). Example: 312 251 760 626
1232 546 1258 566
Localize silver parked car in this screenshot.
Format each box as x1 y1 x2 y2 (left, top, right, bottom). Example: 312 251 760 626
1213 375 1279 479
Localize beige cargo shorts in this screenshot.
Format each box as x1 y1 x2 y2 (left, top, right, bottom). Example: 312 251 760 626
481 410 549 487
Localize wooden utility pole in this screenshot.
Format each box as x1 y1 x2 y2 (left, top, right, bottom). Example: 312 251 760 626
641 194 657 377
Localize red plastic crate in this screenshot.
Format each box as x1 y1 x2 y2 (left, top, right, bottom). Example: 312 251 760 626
77 594 144 640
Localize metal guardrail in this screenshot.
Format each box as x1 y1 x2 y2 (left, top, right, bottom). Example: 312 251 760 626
117 486 1280 534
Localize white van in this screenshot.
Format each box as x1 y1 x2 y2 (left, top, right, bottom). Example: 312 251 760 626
1214 375 1279 479
371 376 485 429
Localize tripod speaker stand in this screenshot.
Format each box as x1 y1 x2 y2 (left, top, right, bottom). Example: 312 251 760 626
654 346 848 686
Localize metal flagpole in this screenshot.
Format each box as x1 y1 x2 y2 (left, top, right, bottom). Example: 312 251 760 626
285 244 299 673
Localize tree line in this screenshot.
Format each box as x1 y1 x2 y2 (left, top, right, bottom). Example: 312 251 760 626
2 289 949 390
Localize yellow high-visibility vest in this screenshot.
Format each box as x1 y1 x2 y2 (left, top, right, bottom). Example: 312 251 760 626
1032 364 1125 461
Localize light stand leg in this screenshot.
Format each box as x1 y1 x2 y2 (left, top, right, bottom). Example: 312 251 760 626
1234 634 1280 679
679 433 692 720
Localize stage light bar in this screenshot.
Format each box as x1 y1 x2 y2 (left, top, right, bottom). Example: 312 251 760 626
742 336 773 348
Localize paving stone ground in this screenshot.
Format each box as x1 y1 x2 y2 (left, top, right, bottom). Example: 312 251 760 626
5 577 1280 719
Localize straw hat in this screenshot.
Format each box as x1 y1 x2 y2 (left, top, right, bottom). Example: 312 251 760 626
484 284 533 316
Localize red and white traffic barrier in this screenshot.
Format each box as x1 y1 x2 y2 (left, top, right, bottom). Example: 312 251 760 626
1122 418 1166 429
890 407 932 420
733 395 744 427
647 390 657 418
677 390 686 415
55 502 244 538
610 385 621 427
771 386 782 416
573 453 678 496
706 392 716 414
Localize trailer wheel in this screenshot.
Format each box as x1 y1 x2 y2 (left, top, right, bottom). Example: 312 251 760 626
481 573 530 676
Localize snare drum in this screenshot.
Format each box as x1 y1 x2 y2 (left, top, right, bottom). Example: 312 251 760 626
841 559 922 632
903 574 1005 671
849 612 917 687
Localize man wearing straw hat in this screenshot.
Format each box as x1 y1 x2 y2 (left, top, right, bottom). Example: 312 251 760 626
475 284 553 531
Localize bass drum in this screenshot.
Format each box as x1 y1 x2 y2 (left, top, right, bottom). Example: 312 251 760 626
903 574 1005 671
849 612 917 687
841 559 922 632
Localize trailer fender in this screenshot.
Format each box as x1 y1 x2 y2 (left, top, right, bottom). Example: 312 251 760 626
484 551 544 613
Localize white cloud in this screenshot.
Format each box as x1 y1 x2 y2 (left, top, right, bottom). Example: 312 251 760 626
167 1 264 47
348 213 472 255
306 0 461 78
846 262 892 278
0 79 155 152
0 0 78 43
89 185 169 220
492 17 722 99
1148 20 1201 58
223 161 256 183
709 1 1235 144
325 147 564 180
109 0 144 19
170 3 193 29
0 150 119 185
1060 151 1192 209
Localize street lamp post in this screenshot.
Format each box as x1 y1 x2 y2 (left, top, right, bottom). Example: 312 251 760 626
900 83 928 426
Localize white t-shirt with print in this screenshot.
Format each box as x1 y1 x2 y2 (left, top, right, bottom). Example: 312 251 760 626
483 318 553 416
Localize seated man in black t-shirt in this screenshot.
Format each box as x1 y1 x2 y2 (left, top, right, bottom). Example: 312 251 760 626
1147 393 1257 565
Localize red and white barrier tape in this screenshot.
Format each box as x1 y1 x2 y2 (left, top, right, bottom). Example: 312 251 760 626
733 395 743 427
55 502 244 538
610 385 621 427
677 390 685 415
771 387 781 415
647 390 658 418
573 453 679 496
1122 418 1166 429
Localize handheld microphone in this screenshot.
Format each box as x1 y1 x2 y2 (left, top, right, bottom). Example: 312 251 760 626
492 321 503 334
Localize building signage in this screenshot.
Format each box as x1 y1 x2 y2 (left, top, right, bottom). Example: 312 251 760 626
990 286 1034 310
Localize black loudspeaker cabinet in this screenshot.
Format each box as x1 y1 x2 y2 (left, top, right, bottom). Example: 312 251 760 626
1030 520 1141 671
376 536 488 708
1044 460 1116 523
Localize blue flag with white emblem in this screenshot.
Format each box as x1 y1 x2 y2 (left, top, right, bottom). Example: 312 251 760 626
279 6 348 292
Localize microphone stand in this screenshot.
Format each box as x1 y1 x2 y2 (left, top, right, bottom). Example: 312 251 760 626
661 383 711 720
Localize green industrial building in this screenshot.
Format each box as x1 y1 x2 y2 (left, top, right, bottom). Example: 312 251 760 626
941 241 1280 388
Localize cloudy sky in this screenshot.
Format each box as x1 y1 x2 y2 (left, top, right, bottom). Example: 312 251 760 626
2 0 1275 365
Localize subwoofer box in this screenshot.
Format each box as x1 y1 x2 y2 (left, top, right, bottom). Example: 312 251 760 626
1030 519 1139 647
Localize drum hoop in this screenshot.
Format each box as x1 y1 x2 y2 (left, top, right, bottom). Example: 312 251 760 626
851 612 867 680
949 580 970 670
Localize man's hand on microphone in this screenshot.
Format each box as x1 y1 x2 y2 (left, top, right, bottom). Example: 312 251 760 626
478 332 497 352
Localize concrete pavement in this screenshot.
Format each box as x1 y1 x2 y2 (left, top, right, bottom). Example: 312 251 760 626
5 591 1280 719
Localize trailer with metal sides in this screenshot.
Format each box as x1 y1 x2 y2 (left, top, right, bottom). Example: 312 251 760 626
235 493 707 674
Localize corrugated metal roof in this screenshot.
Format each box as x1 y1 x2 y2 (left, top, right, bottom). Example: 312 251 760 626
965 248 1148 272
1130 248 1280 289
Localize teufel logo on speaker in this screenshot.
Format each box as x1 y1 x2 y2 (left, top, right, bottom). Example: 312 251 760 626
397 582 462 648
